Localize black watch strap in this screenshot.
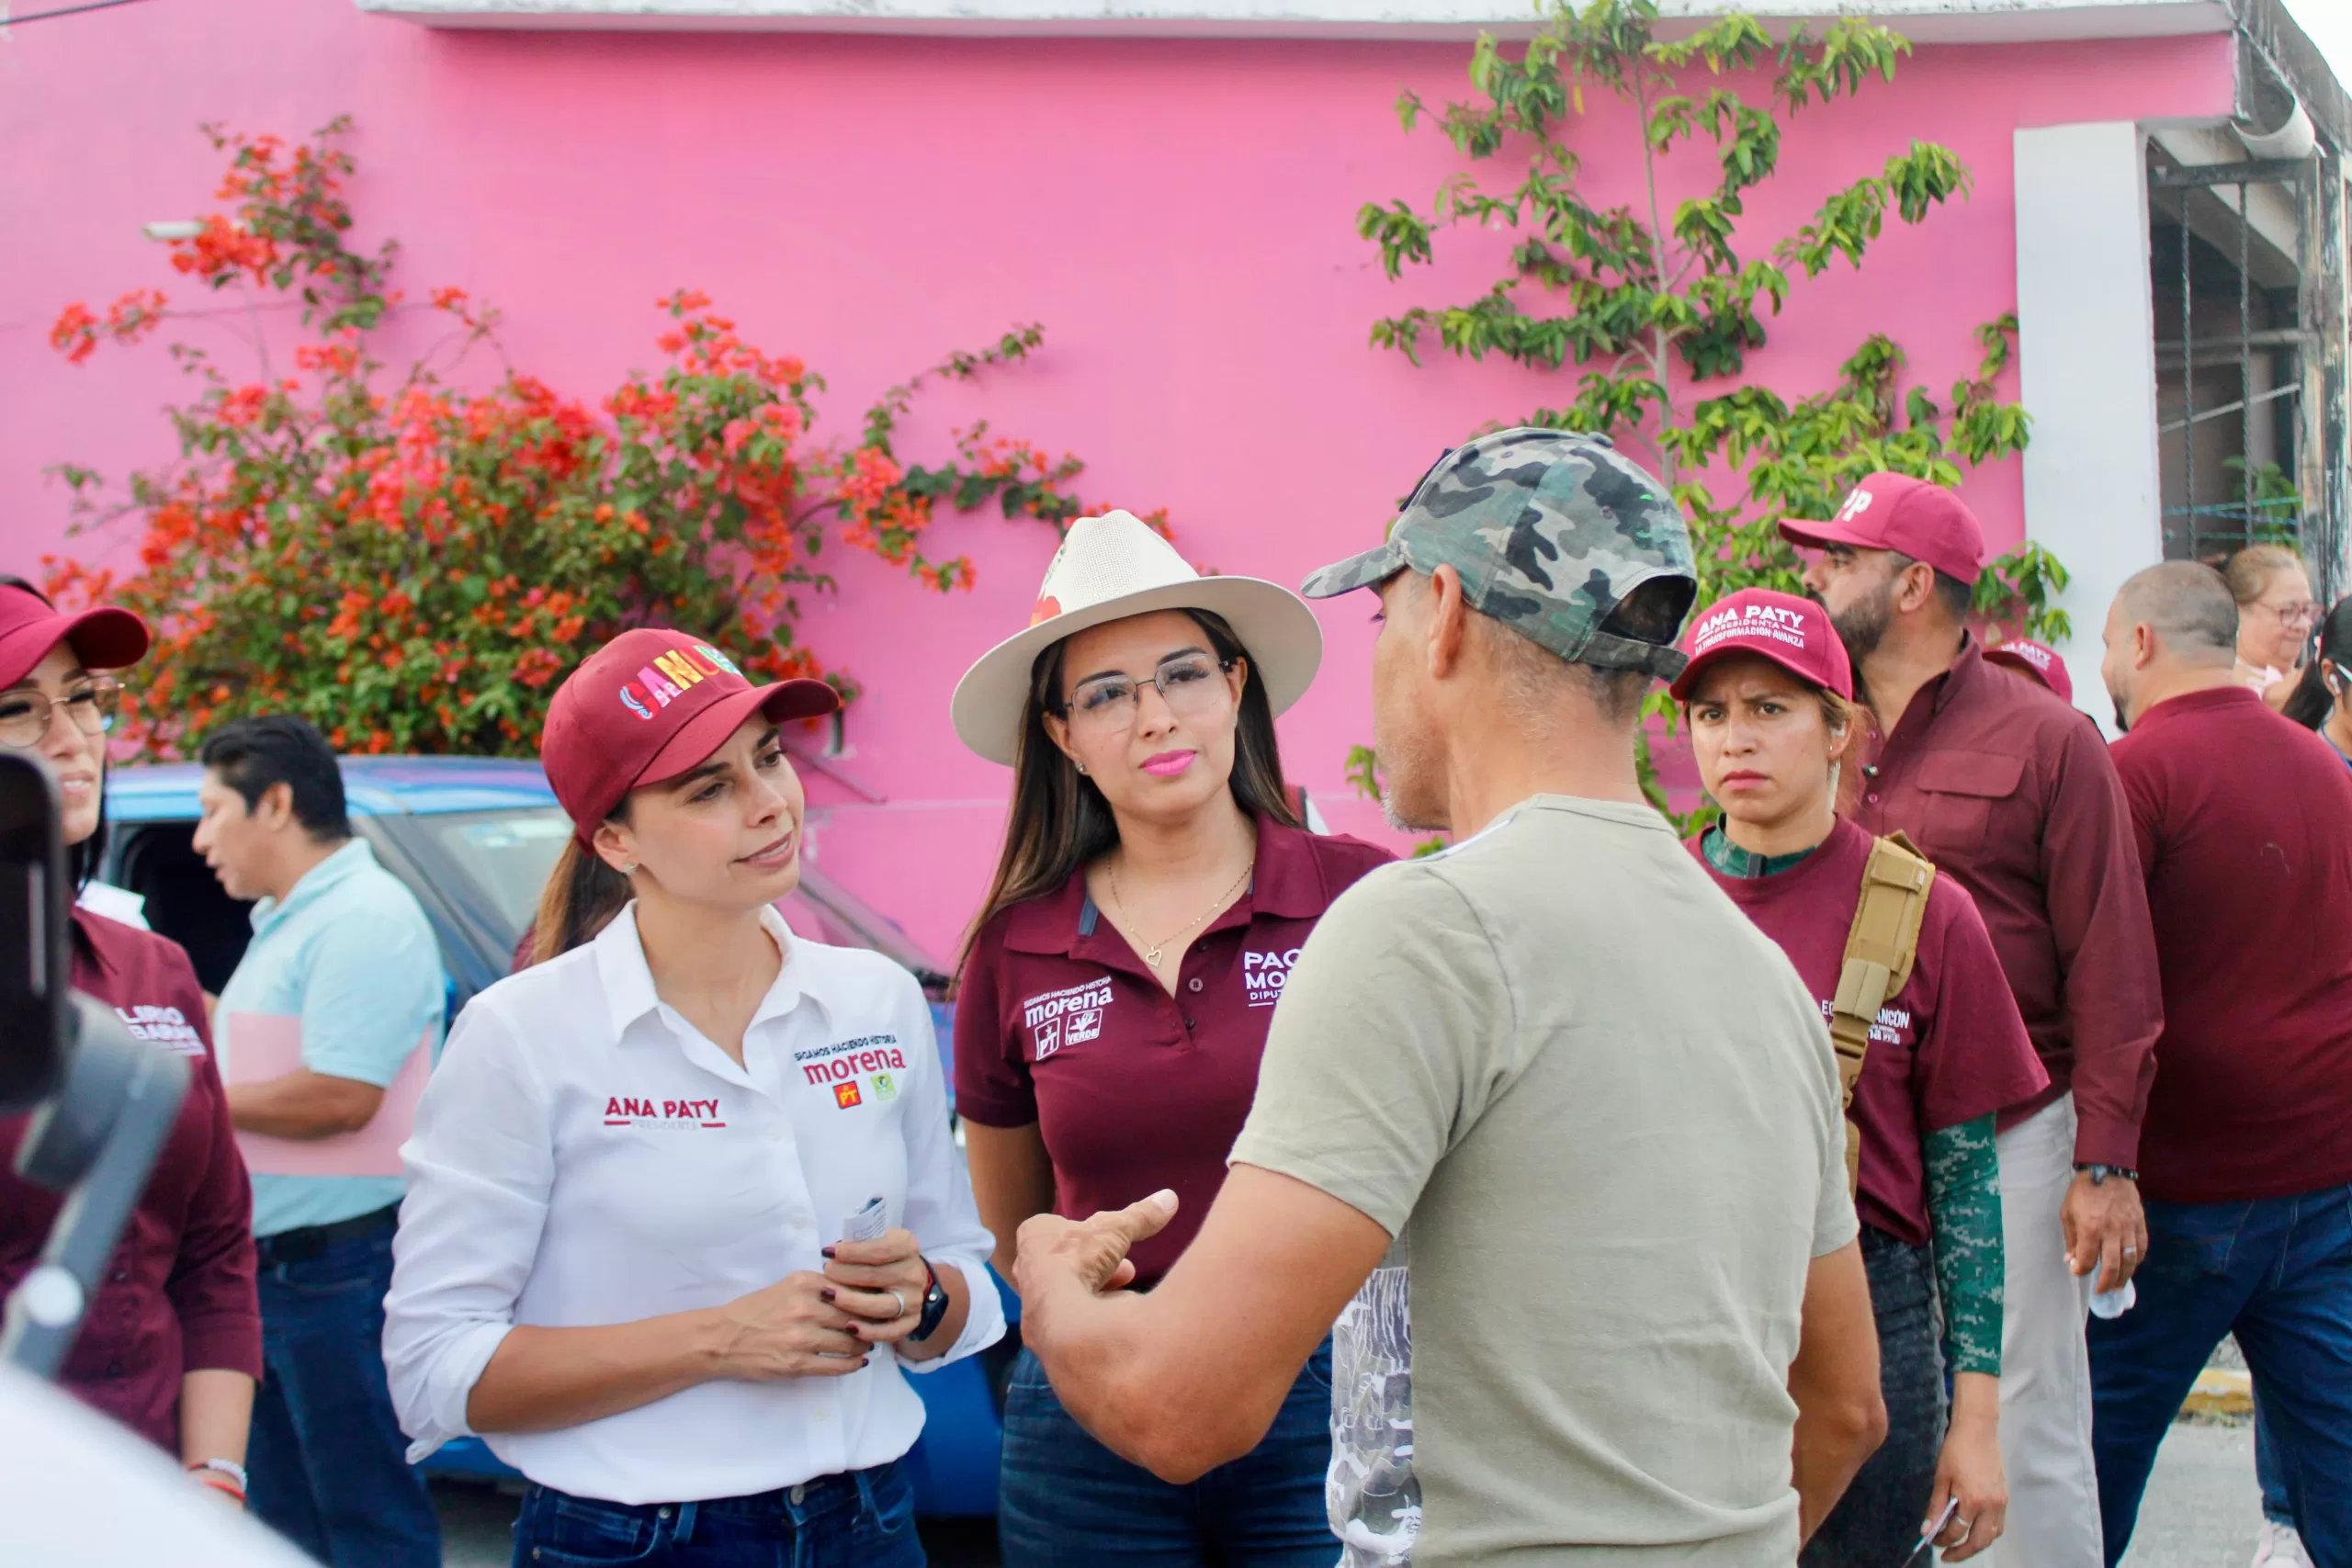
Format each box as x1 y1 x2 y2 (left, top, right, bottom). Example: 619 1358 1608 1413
2074 1162 2140 1185
910 1257 951 1343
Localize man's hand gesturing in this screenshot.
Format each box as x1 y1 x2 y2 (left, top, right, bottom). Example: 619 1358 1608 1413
1014 1189 1179 1310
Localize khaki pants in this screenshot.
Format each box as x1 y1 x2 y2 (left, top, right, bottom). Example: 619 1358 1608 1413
1980 1095 2103 1568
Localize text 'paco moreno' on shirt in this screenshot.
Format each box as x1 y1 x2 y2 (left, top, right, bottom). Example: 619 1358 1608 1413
381 903 1003 1506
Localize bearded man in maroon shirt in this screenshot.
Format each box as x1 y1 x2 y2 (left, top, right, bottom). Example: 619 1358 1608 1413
1787 476 2164 1568
2093 562 2352 1568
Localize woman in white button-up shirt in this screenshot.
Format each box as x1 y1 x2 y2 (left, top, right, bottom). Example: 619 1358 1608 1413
385 628 1002 1567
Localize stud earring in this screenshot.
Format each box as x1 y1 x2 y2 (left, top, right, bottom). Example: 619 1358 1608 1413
618 862 638 875
1075 762 1088 775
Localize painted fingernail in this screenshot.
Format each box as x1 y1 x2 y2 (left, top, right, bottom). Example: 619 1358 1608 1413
820 1246 838 1259
820 1289 837 1303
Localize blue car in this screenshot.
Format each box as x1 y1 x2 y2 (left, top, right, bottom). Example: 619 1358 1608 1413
98 755 1014 1517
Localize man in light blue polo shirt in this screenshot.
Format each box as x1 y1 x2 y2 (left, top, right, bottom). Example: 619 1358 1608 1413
197 715 443 1568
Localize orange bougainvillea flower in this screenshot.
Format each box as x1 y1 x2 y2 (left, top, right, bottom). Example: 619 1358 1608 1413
39 123 1155 761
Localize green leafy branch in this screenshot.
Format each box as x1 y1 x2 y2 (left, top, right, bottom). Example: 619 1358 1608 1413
1351 0 2056 818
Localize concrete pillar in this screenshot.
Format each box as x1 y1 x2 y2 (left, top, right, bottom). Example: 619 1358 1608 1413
2015 120 2165 731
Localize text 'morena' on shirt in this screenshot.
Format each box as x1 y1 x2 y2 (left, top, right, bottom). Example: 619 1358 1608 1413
954 814 1391 1285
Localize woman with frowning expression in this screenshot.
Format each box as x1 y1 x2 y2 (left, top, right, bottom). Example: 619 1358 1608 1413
1678 589 2052 1567
949 513 1390 1567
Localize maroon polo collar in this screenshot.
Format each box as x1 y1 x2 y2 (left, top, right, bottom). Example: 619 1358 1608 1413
1002 812 1331 959
70 904 118 976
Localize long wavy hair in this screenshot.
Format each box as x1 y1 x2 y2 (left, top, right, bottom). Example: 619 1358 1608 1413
956 608 1299 979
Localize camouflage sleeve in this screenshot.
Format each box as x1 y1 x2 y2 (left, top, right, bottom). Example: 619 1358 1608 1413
1926 1113 2002 1377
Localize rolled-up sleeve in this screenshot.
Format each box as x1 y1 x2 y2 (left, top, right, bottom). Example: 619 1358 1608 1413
2041 719 2164 1167
894 987 1003 1373
383 996 551 1459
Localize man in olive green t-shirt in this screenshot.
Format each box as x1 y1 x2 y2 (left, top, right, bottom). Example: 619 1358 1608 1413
1012 430 1887 1565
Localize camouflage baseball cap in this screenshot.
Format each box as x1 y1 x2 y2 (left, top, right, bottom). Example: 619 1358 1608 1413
1302 427 1698 679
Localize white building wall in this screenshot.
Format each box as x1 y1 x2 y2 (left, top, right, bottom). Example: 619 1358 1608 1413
2016 120 2167 731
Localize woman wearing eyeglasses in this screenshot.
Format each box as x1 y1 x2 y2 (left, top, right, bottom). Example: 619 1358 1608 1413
0 579 261 1507
951 513 1390 1566
2222 546 2317 712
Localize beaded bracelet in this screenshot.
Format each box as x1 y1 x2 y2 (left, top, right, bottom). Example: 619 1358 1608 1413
188 1459 248 1505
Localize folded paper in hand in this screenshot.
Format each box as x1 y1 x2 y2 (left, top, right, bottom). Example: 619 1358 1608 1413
223 1012 431 1178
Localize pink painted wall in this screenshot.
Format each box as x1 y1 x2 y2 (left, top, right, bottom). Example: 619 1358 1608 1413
0 6 2233 960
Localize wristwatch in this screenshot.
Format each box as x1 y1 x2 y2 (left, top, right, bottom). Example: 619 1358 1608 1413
910 1257 951 1343
2074 1163 2140 1186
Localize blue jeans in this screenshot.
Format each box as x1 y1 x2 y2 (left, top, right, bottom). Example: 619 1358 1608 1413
998 1340 1334 1567
2087 1185 2352 1568
2256 1394 2295 1526
508 1462 922 1568
249 1216 442 1568
1803 1227 1946 1568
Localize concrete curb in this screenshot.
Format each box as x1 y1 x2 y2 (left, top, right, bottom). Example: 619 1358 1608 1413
2181 1368 2254 1417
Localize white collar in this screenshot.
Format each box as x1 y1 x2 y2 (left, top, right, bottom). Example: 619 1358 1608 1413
590 902 826 1046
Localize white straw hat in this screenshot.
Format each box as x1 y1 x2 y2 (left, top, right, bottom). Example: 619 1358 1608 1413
949 511 1324 766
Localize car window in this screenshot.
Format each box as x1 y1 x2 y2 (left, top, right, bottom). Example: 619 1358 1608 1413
414 809 574 940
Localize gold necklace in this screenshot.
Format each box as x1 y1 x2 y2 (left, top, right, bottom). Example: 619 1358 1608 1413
1108 856 1255 968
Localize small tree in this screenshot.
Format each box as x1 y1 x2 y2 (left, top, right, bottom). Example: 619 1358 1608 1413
1351 0 2064 824
45 119 1159 758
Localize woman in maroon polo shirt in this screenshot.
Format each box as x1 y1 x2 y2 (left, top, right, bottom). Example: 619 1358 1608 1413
948 513 1388 1566
0 578 260 1506
1676 589 2048 1568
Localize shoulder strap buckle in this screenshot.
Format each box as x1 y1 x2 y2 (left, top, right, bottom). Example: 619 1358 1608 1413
1829 832 1937 1198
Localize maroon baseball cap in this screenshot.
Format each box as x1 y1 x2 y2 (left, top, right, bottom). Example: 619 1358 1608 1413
1984 637 2074 705
0 580 149 689
539 627 839 841
1779 472 1987 585
1669 588 1854 703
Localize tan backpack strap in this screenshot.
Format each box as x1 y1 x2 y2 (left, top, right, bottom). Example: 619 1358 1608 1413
1829 832 1937 1197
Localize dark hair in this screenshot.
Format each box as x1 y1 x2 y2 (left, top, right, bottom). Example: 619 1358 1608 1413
198 715 352 841
1571 577 1699 722
2 574 107 889
530 806 635 965
2283 597 2352 729
957 609 1300 978
1885 553 1974 622
1932 570 1973 622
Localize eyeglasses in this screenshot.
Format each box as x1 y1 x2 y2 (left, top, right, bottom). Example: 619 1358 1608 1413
2258 600 2320 629
1058 653 1235 734
0 676 122 750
